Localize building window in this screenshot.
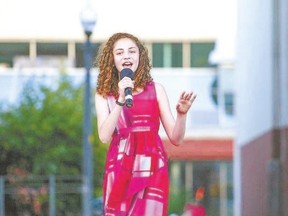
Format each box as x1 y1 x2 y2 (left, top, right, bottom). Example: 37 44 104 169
75 42 101 68
0 43 29 67
37 43 68 56
152 43 164 68
224 92 234 116
171 43 182 68
211 76 218 106
34 42 72 67
190 42 215 67
152 43 183 68
169 160 233 215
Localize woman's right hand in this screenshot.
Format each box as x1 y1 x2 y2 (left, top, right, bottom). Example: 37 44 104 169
118 77 134 99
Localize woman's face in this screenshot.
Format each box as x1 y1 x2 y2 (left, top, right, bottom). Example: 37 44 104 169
113 38 140 73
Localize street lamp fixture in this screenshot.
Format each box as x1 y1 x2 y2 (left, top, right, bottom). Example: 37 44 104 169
80 4 96 216
80 6 97 39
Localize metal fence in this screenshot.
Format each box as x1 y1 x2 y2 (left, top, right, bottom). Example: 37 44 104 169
0 175 100 216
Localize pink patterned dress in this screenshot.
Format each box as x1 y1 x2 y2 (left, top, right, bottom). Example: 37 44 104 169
103 81 169 216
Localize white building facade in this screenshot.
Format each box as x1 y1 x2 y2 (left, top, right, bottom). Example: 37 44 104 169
235 0 288 215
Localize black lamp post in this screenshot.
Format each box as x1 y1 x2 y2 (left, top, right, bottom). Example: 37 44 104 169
80 5 96 216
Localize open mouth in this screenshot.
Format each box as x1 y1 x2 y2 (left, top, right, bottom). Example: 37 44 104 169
123 62 132 68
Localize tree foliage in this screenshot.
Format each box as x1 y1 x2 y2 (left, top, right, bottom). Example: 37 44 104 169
0 74 108 189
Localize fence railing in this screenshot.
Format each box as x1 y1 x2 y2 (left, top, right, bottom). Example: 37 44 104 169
0 175 99 216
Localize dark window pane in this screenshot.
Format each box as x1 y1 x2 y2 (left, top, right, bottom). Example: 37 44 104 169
171 43 182 67
211 76 218 106
0 43 29 67
152 43 164 68
224 92 234 115
169 160 233 215
37 43 67 56
76 42 100 68
190 42 215 67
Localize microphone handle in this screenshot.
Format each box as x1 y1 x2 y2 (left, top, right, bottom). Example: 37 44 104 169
124 88 133 108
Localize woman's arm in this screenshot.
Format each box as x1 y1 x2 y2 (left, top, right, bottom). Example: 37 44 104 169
95 93 123 144
155 82 196 146
95 76 134 144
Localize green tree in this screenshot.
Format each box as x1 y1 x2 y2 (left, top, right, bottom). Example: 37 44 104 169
0 74 107 189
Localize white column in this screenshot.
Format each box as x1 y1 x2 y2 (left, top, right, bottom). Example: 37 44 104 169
29 40 37 61
185 162 193 201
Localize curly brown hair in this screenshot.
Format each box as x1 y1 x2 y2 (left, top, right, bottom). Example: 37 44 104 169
94 32 153 98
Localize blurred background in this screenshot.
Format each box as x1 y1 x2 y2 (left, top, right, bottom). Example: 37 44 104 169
0 0 287 216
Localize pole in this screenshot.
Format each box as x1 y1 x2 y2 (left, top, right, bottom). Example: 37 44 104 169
49 175 55 216
82 33 93 216
0 177 4 216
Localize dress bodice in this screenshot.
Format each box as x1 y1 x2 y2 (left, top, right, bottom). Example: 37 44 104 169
109 81 160 134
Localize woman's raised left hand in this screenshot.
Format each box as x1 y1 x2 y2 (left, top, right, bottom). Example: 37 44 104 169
176 91 197 115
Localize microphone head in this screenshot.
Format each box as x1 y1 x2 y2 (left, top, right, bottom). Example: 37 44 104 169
120 68 134 80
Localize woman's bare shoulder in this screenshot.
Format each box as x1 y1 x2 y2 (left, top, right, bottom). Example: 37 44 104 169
154 82 166 95
95 92 109 104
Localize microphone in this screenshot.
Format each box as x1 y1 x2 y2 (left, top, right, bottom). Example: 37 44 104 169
120 68 134 108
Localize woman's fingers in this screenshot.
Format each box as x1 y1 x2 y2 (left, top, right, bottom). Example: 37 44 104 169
180 91 197 102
